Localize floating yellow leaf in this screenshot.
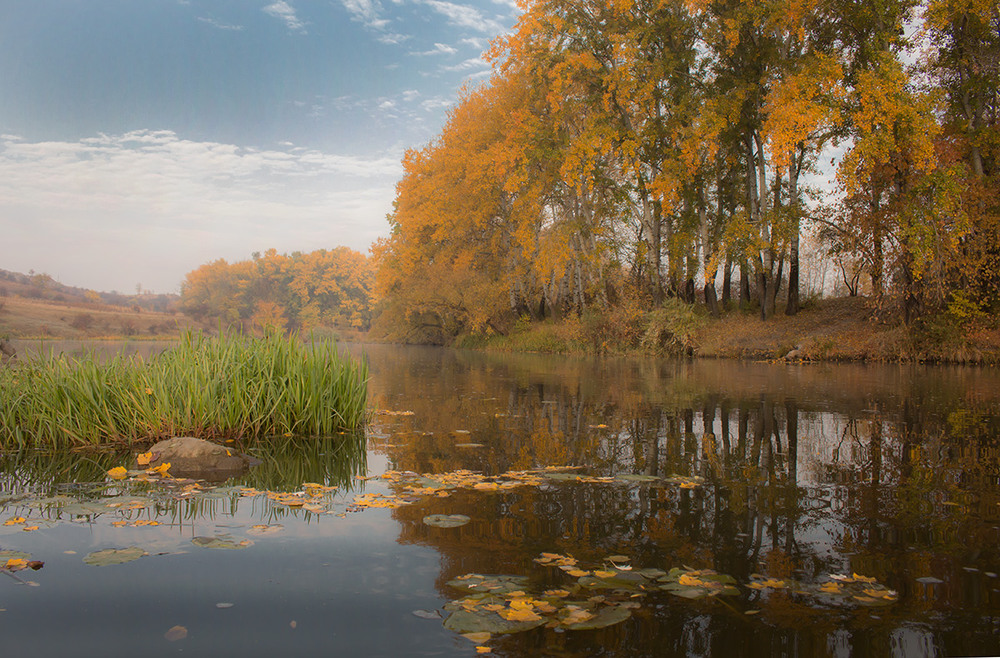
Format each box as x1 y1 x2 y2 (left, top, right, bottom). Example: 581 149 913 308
107 467 128 479
852 573 877 584
164 625 188 642
136 451 153 466
500 607 542 623
153 462 171 475
475 647 492 654
566 569 590 578
4 517 25 526
22 526 38 532
4 558 27 570
593 570 617 579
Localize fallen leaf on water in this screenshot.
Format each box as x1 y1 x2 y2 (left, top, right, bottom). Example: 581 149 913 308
475 647 492 654
248 524 284 535
164 625 187 641
4 517 26 526
22 526 39 532
107 467 128 480
83 546 148 566
423 514 471 528
136 451 153 466
4 558 27 571
191 536 253 550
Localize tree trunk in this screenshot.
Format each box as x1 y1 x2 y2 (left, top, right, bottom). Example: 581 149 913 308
786 148 802 315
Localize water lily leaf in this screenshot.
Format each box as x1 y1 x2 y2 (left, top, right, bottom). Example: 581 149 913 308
192 536 253 550
667 587 710 599
423 514 471 528
561 604 632 630
447 574 530 595
616 474 660 483
0 550 31 561
83 546 148 566
443 609 546 635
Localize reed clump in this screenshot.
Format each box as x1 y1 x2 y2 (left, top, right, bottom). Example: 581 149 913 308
0 331 368 448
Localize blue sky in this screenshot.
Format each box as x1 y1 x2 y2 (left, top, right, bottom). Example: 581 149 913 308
0 0 518 293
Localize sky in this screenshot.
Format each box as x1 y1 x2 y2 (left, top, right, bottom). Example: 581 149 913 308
0 0 519 294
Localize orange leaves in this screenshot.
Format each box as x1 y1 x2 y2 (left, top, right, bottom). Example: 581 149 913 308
107 466 128 480
136 451 153 466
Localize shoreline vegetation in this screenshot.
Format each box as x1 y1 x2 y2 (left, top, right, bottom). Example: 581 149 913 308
449 296 1000 365
0 332 369 449
3 291 999 365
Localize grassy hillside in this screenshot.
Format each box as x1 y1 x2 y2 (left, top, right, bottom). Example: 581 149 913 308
0 295 191 339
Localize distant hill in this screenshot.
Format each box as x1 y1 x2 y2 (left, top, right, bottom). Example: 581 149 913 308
0 268 188 339
0 269 180 313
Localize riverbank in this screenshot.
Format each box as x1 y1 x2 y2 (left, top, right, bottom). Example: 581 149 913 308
456 296 1000 365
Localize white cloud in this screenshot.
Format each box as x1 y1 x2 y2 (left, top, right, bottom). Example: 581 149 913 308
420 97 453 112
197 16 245 31
460 37 485 49
441 57 489 72
410 42 458 56
402 89 420 102
263 1 307 33
421 0 504 34
339 0 408 45
0 131 399 292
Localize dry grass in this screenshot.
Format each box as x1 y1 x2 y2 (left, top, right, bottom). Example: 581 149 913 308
693 296 1000 363
0 295 193 339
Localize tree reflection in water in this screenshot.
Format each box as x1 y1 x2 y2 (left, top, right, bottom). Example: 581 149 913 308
358 344 1000 657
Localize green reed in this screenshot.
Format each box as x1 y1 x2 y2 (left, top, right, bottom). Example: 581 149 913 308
0 331 369 448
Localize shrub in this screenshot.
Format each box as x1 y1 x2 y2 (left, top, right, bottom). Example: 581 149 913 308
640 299 705 355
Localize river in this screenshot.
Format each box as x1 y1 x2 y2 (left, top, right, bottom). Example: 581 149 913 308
1 341 998 656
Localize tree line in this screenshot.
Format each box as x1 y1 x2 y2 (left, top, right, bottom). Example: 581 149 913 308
372 0 998 343
180 248 374 332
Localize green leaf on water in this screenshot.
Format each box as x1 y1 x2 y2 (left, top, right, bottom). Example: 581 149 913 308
423 514 471 528
83 546 148 566
561 604 633 630
443 609 546 635
0 550 31 561
616 474 660 483
191 536 254 550
446 574 531 595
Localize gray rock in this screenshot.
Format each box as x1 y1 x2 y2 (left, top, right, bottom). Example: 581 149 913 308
141 436 261 481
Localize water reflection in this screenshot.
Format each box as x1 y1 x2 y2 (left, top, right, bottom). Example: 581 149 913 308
1 342 998 656
353 344 1000 657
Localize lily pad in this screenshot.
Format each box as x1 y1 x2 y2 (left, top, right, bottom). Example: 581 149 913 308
443 609 546 635
0 550 31 561
616 474 661 483
447 574 530 595
423 514 471 528
83 546 148 566
192 536 254 550
561 603 633 630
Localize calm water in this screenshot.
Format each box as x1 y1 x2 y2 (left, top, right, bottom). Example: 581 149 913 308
2 342 999 657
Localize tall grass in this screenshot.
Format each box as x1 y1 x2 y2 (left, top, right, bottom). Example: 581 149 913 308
0 331 369 448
